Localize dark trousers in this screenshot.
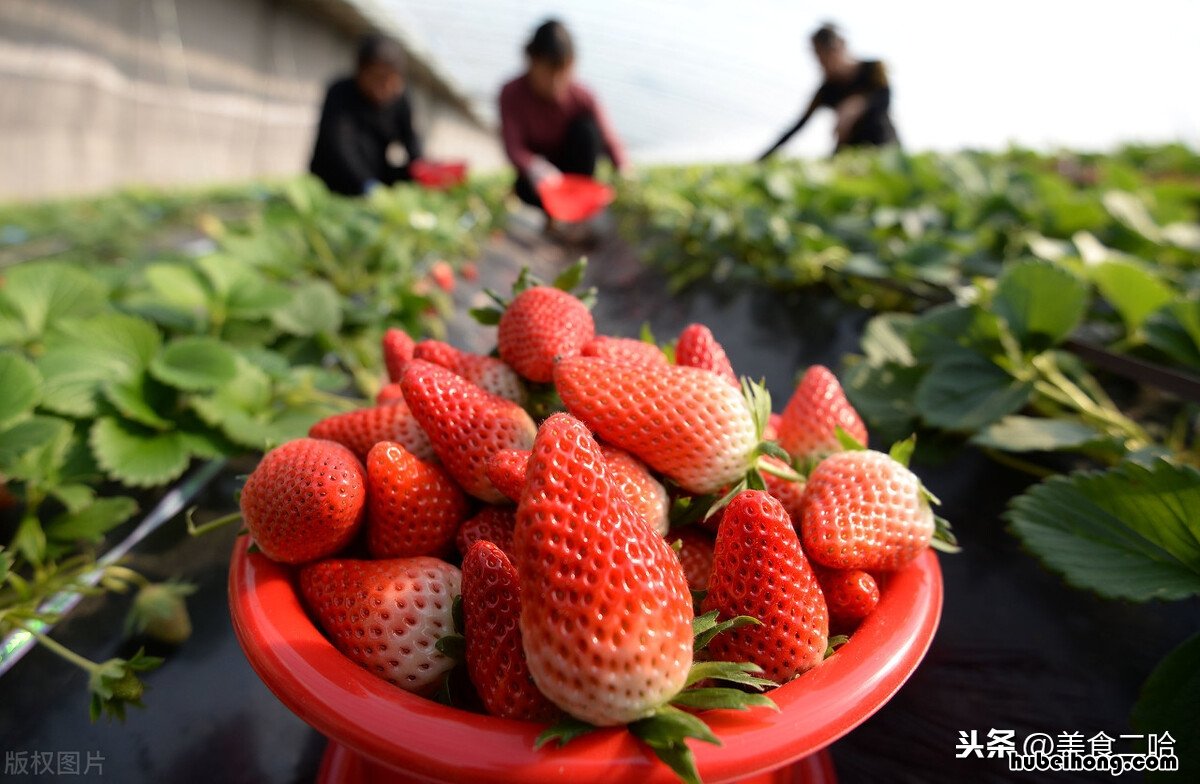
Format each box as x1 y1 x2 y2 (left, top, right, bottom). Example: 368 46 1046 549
514 113 603 210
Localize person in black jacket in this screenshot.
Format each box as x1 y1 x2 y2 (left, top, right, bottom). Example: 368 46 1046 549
310 35 423 196
759 24 899 159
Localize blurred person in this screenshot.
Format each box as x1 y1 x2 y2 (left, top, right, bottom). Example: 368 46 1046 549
759 23 898 160
499 19 628 219
310 34 423 196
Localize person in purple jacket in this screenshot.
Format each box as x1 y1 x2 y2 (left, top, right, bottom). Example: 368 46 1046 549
499 20 628 216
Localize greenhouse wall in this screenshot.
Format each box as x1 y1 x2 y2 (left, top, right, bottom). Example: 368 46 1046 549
0 0 503 200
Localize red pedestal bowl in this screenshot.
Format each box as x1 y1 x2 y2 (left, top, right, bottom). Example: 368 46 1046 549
228 538 942 784
536 174 616 222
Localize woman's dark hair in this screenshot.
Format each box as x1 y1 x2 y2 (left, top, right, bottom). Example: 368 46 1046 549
357 33 407 73
525 19 574 67
810 23 844 51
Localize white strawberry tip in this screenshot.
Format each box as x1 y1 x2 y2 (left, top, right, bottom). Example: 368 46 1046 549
534 611 780 784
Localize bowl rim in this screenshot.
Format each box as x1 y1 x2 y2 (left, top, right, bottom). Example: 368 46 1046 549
229 538 942 784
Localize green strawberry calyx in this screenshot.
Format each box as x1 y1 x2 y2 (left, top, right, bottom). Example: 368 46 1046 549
469 259 597 326
535 610 779 784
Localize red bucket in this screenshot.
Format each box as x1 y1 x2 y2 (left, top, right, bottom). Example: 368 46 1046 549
229 538 942 784
411 160 469 190
537 174 616 222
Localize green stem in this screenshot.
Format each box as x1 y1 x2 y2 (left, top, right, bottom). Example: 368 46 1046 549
755 455 803 483
1031 354 1151 448
17 620 99 675
186 508 243 537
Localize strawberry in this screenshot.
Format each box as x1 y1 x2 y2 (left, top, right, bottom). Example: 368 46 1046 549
498 286 594 383
413 339 525 404
455 506 517 560
554 356 759 495
599 444 670 535
461 261 479 282
383 328 415 383
366 441 469 559
461 541 559 721
814 568 879 625
485 449 529 504
430 260 455 293
514 413 693 725
309 403 434 462
401 359 537 503
299 557 460 694
763 412 782 442
671 527 716 592
702 490 828 683
777 365 867 464
376 382 405 405
675 324 738 387
240 438 365 564
487 445 667 534
799 449 934 570
581 335 668 368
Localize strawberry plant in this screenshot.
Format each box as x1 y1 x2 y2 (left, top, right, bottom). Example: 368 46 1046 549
0 173 509 717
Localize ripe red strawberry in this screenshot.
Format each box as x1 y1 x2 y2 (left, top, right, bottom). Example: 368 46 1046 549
413 339 525 404
799 449 934 570
401 360 536 503
485 449 529 504
675 324 738 387
514 413 693 725
599 444 669 535
777 365 867 463
376 382 405 405
299 557 460 694
461 541 559 721
430 260 455 293
581 335 668 368
763 412 782 442
554 356 758 495
383 328 415 383
498 286 594 383
762 456 806 526
455 506 517 560
309 403 433 462
671 527 716 592
702 490 828 683
366 441 469 559
814 568 880 624
240 438 365 564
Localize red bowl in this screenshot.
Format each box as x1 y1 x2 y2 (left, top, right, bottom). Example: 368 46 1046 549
411 160 469 190
229 538 942 784
537 174 616 222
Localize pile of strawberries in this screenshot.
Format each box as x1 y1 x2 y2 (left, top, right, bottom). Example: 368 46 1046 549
237 267 954 781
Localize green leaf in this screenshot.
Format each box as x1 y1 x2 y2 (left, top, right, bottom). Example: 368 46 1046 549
842 360 923 446
272 280 342 337
629 706 721 784
47 497 138 543
692 612 761 651
971 416 1106 453
834 425 867 451
13 515 47 565
1144 297 1200 370
888 436 916 467
90 417 191 488
103 373 176 430
0 416 74 484
534 717 596 749
1089 260 1175 333
670 687 777 712
435 633 465 662
860 313 917 367
0 547 11 582
1103 190 1161 243
468 307 502 326
915 353 1033 432
37 314 162 416
552 258 587 292
0 352 41 428
0 262 108 342
1006 460 1200 601
49 482 96 514
142 263 211 313
150 337 239 391
685 660 776 690
992 259 1089 349
1131 633 1200 780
